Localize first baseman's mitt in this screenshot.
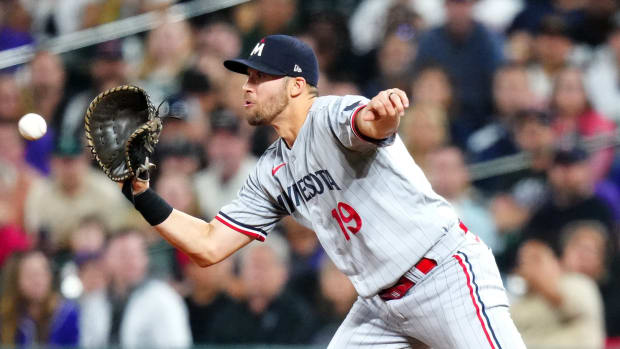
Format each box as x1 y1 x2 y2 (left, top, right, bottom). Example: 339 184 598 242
84 85 162 182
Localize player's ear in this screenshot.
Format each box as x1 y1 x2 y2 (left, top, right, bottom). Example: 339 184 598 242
289 76 306 97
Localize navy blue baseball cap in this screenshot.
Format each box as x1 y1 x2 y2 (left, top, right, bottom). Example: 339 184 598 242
224 35 319 87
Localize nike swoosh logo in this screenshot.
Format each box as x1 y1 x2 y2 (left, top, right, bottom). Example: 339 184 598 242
272 163 286 176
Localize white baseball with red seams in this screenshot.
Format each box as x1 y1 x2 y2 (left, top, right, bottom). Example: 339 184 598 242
216 95 526 348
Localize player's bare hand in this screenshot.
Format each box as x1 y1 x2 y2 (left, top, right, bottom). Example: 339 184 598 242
362 88 409 121
117 178 149 195
132 178 149 195
356 88 409 140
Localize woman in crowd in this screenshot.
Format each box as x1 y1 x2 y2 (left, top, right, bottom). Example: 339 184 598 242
0 250 79 347
550 66 616 181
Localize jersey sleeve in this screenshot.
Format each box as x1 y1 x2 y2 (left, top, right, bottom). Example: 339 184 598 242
216 162 287 241
325 95 396 151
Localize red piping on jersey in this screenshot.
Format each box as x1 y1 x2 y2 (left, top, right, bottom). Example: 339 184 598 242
272 163 286 176
215 215 266 242
453 254 497 349
350 104 368 140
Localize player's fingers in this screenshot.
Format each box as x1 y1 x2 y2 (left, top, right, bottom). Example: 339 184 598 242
368 97 388 119
392 88 409 108
389 93 405 116
380 91 397 117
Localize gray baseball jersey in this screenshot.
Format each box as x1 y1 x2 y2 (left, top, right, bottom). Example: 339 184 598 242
217 95 459 297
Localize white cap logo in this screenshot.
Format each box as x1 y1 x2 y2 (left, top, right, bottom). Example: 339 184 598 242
293 64 302 73
250 42 265 57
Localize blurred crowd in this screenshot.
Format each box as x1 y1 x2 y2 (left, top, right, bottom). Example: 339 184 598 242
1 0 620 347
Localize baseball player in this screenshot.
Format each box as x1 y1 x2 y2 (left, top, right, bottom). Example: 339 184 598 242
124 35 526 348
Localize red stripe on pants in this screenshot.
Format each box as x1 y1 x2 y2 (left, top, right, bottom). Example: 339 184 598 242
453 254 497 349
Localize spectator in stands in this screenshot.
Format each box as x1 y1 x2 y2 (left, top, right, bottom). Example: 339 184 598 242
182 256 236 344
137 19 193 101
0 0 34 53
551 66 616 181
410 64 455 120
0 164 30 269
22 51 68 175
585 13 620 123
527 15 575 102
506 109 556 205
0 74 23 121
207 234 317 344
194 109 257 220
361 25 417 98
157 170 202 216
508 0 585 37
466 64 536 164
24 135 130 252
173 70 213 141
66 216 108 291
23 51 67 129
0 121 41 229
414 0 504 146
571 0 617 47
0 250 80 347
155 139 204 179
240 0 299 56
149 173 202 279
560 220 611 283
511 239 605 348
281 216 324 306
505 29 535 66
79 229 192 348
312 258 357 346
399 104 449 174
348 0 434 56
426 146 502 252
522 145 615 257
61 39 129 142
302 11 357 85
490 109 555 271
559 220 620 339
194 21 243 90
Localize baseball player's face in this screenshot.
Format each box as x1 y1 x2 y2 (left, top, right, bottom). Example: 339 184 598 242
242 68 289 126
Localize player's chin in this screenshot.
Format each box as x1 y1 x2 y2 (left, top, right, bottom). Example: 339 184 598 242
247 114 267 126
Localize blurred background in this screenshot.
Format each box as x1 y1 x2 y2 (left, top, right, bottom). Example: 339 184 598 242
1 0 620 348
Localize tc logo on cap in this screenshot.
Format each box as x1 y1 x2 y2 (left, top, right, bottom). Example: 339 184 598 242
250 42 265 57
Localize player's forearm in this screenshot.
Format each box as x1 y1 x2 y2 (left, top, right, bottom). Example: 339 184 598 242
155 209 221 267
122 181 250 267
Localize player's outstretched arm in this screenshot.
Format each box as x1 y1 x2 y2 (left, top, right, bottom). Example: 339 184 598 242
356 88 409 140
122 180 252 267
157 210 252 266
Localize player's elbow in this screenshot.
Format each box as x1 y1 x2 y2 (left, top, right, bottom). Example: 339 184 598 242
192 255 215 268
189 246 221 267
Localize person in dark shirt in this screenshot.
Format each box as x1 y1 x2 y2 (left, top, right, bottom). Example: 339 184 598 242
207 234 317 344
182 255 236 344
281 216 324 306
523 146 615 256
508 0 585 37
413 0 504 147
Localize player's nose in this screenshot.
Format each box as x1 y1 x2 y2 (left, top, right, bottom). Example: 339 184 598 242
242 77 255 93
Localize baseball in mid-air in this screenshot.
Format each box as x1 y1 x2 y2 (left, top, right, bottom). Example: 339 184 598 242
18 113 47 140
